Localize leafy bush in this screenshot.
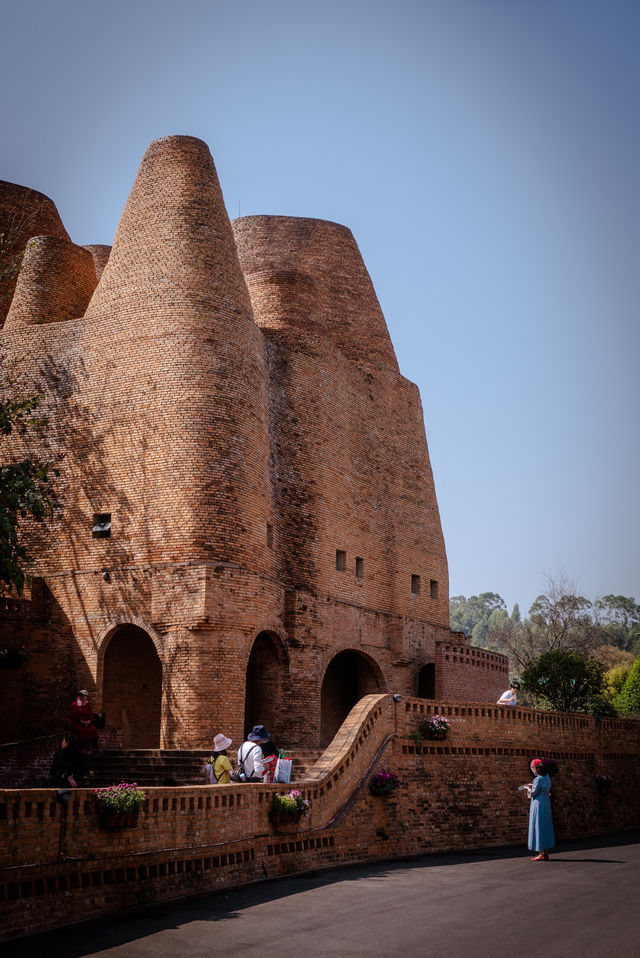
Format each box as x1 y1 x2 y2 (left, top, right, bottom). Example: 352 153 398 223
521 649 606 713
603 664 632 702
613 655 640 714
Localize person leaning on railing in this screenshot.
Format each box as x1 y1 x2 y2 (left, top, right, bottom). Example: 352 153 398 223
497 681 520 706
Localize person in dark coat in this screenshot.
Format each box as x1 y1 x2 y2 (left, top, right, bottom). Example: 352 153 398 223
49 734 88 787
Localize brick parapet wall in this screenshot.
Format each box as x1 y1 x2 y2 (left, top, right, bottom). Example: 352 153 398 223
435 640 509 702
402 698 640 753
1 694 639 940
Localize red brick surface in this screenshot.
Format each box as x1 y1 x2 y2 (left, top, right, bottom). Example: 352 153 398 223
1 694 638 941
0 135 507 753
0 181 70 325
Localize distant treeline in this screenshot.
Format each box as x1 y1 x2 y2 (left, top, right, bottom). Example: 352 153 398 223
450 576 640 672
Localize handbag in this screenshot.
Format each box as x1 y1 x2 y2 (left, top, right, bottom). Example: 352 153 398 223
274 751 293 784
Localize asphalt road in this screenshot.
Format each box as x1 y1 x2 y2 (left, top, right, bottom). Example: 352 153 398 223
5 832 640 958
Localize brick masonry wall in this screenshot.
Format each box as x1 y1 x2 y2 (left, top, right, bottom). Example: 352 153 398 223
1 694 638 941
435 639 509 702
0 135 505 749
4 235 97 329
0 583 77 742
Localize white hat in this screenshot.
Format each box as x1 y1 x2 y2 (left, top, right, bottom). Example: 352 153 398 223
213 733 232 751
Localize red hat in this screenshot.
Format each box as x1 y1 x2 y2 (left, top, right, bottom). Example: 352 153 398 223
531 758 544 768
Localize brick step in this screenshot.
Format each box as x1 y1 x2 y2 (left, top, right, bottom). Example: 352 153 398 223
88 748 326 788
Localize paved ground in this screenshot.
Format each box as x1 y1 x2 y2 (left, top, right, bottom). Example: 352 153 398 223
5 831 640 958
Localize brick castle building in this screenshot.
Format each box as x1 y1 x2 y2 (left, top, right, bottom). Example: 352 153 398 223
0 135 508 750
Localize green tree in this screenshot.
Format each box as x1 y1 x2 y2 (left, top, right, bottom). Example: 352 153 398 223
449 593 506 643
527 576 597 652
594 595 640 654
0 394 58 594
613 656 640 714
603 664 632 702
592 644 636 671
521 648 606 713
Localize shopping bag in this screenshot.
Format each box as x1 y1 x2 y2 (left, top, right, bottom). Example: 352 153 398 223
274 753 293 784
262 754 278 783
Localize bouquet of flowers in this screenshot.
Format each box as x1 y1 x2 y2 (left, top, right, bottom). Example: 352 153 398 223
369 769 400 796
271 789 311 818
94 782 146 814
420 714 451 739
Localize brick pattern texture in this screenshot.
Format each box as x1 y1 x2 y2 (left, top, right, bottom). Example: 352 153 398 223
1 135 507 752
1 694 638 941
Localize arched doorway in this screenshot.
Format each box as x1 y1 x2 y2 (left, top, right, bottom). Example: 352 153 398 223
418 663 436 699
244 631 287 741
320 649 384 747
102 625 162 748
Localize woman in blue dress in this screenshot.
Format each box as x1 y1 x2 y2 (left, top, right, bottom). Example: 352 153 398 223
527 758 555 861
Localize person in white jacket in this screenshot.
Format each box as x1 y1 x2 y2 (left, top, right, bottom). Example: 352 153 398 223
497 681 520 706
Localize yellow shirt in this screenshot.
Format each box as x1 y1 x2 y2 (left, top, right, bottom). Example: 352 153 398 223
213 754 232 784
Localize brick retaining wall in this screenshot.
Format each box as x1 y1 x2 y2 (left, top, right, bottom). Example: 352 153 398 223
1 694 638 942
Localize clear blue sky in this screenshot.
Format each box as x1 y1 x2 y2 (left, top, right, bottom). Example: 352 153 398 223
1 0 638 615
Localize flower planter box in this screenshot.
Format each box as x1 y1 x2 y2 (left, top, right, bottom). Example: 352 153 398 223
423 730 448 741
98 811 139 830
269 811 303 827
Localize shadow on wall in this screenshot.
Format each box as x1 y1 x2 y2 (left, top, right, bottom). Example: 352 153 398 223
0 585 76 741
1 350 173 748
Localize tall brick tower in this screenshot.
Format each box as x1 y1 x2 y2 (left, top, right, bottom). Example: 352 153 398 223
0 136 507 752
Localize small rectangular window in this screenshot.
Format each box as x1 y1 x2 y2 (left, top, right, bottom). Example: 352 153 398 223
355 556 364 578
266 523 274 550
336 550 346 572
430 579 439 600
92 514 111 539
411 574 421 596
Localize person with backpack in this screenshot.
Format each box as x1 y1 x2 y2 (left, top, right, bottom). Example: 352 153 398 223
234 725 270 781
204 733 233 784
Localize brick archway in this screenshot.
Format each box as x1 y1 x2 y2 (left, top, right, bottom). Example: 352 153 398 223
320 649 385 747
102 624 162 748
244 631 288 743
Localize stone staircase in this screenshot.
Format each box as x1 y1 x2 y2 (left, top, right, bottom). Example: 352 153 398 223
88 747 325 788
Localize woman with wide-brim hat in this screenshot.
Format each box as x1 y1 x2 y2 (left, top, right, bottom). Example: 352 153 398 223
206 733 233 784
